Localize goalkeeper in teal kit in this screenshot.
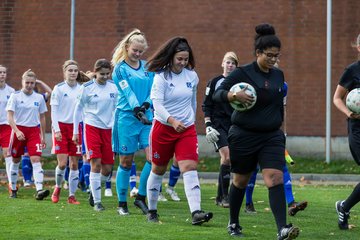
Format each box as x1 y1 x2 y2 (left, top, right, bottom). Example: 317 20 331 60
111 29 154 215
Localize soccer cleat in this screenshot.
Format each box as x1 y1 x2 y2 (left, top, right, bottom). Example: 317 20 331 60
8 183 18 194
227 223 243 237
104 188 113 197
191 210 213 225
94 202 105 212
9 190 17 199
130 187 138 198
134 199 149 214
336 200 350 230
166 187 180 201
35 189 50 200
67 195 80 205
88 192 94 207
288 201 308 216
158 192 168 202
147 210 159 223
216 196 229 208
244 203 257 214
117 206 129 215
277 223 300 240
51 187 61 203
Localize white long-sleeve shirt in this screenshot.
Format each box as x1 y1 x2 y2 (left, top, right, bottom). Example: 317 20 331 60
150 68 198 127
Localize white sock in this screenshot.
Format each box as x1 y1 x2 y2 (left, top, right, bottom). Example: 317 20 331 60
146 171 163 211
183 170 201 213
69 169 79 196
5 157 12 183
10 161 20 190
55 166 65 188
32 162 44 191
90 172 101 204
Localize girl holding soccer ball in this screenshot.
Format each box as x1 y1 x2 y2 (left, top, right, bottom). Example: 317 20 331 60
333 33 360 230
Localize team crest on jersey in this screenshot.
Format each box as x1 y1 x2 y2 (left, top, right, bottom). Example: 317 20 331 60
110 93 115 98
186 82 192 88
153 152 160 159
55 145 60 150
144 71 149 77
120 80 129 90
34 102 39 106
264 80 270 89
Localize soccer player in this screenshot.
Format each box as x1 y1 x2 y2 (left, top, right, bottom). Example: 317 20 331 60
213 23 299 239
0 65 15 189
22 78 52 187
146 36 213 225
111 29 154 215
202 52 239 208
73 59 117 211
6 69 49 200
50 60 83 204
333 33 360 230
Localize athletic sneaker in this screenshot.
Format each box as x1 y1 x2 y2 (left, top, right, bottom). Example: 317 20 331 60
335 200 350 230
63 181 69 190
166 187 180 201
191 210 213 225
227 223 243 237
23 180 33 188
117 206 129 215
88 192 94 207
35 189 50 200
104 188 113 197
9 190 17 199
134 199 149 214
68 195 80 205
216 196 229 208
147 210 159 223
130 187 138 198
288 201 308 216
94 202 105 212
158 192 168 201
245 203 257 214
277 223 300 240
51 187 61 203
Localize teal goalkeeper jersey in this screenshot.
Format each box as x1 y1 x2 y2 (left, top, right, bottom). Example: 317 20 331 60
112 60 154 111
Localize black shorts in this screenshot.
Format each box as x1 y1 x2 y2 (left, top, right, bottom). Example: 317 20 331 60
228 125 285 174
212 118 231 152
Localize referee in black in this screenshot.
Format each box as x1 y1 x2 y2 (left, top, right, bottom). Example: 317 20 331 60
213 23 300 240
202 52 239 208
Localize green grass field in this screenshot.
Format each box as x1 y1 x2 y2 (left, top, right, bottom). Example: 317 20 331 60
0 182 359 240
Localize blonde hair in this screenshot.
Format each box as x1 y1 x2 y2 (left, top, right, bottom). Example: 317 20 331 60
111 29 148 66
222 51 239 66
22 69 36 80
62 60 79 72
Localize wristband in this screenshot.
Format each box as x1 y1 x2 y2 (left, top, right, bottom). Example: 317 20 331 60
205 120 212 127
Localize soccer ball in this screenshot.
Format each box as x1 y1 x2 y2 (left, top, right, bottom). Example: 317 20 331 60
346 88 360 114
230 82 257 112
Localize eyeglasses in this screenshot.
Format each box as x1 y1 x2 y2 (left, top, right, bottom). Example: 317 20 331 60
262 51 281 59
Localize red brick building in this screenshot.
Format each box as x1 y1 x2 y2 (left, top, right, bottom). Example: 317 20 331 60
1 0 359 138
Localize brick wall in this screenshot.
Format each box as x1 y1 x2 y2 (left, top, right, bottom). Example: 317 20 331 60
1 0 359 136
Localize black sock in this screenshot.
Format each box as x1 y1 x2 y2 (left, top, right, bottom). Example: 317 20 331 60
119 201 127 208
136 194 146 201
343 183 360 212
229 183 246 225
217 171 222 200
269 184 286 232
220 164 231 196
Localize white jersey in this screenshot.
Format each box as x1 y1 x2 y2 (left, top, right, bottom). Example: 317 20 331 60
6 91 47 127
0 84 15 124
150 68 198 127
50 81 81 130
74 79 118 132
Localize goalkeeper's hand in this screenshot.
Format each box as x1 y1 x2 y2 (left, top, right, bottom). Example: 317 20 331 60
133 107 152 125
206 126 220 143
